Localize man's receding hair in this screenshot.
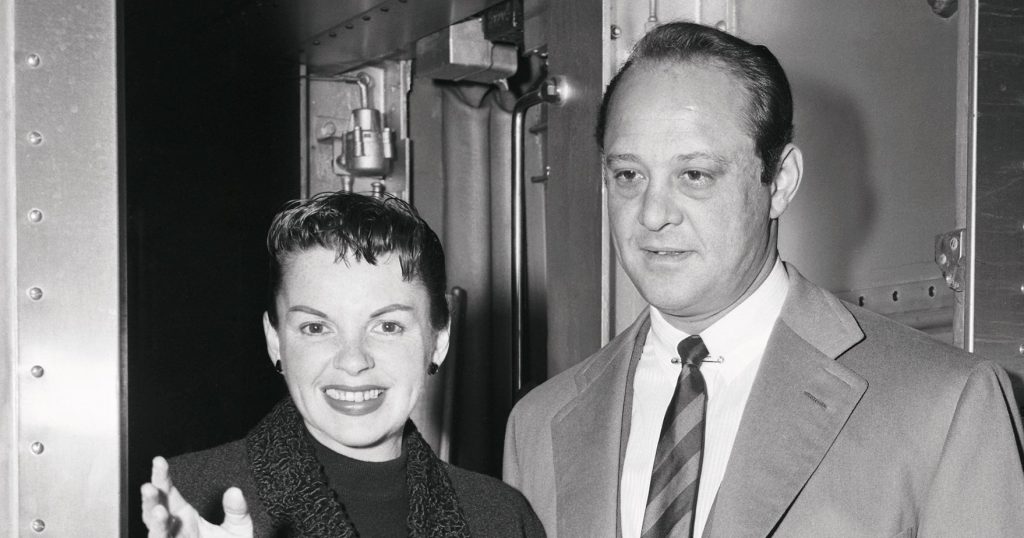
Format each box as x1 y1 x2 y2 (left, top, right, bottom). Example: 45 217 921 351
266 191 448 330
596 22 794 184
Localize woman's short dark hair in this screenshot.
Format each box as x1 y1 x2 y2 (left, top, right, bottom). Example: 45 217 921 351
265 192 448 331
596 22 794 184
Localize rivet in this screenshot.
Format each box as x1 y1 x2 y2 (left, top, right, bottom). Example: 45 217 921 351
27 287 43 300
380 6 389 12
1020 283 1024 294
313 40 320 46
31 519 45 532
28 208 43 222
362 15 371 21
328 31 337 37
27 131 43 145
949 236 959 251
715 20 728 31
610 25 622 39
31 442 44 455
345 23 354 29
30 365 44 378
26 53 41 68
1019 344 1024 356
945 273 955 285
937 253 947 266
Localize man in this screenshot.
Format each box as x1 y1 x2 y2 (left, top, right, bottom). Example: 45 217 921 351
504 21 1024 537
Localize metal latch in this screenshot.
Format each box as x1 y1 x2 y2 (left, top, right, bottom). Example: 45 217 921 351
934 228 966 292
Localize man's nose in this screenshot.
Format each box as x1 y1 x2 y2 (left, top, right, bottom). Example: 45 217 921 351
638 177 684 231
331 339 374 375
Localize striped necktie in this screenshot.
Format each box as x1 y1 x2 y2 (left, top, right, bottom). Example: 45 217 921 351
641 335 709 537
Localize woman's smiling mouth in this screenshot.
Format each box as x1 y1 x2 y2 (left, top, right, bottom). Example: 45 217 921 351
322 386 387 415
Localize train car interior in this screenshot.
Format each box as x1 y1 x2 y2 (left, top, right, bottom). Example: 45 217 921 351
1 0 1021 534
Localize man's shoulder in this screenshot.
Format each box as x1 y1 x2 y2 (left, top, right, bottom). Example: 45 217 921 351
510 353 590 424
511 317 643 423
837 301 1009 399
844 301 973 368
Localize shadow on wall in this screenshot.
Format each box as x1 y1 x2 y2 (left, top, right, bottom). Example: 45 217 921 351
779 74 876 292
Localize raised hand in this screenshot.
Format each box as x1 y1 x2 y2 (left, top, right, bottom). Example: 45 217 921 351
140 456 254 538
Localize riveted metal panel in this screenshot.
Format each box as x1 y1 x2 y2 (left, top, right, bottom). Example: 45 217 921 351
9 0 122 535
2 1 18 534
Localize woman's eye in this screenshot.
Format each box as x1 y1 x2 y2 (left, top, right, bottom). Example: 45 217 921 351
378 321 404 335
299 322 328 336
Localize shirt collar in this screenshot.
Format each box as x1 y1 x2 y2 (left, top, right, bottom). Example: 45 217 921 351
648 258 789 380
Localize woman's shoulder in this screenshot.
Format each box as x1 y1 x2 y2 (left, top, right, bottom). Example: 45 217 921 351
169 439 250 479
166 439 259 519
444 464 547 537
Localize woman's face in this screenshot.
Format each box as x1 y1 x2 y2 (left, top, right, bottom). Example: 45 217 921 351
263 247 449 462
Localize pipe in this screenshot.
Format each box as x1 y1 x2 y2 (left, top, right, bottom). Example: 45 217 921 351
510 78 565 398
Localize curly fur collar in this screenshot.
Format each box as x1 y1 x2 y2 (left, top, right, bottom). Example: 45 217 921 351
246 398 471 537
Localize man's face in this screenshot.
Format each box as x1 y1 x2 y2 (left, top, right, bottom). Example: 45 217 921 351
603 60 775 325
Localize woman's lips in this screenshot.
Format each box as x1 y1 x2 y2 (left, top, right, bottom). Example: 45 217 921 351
322 385 386 416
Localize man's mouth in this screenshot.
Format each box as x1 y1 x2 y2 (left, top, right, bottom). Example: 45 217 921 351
642 247 690 257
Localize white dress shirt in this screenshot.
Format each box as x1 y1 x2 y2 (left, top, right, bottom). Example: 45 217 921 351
620 259 789 538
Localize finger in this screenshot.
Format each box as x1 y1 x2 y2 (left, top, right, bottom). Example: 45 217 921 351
151 455 193 513
151 456 171 492
141 482 162 527
147 504 170 538
220 487 254 534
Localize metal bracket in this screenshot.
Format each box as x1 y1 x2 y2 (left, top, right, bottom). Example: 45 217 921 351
935 228 966 292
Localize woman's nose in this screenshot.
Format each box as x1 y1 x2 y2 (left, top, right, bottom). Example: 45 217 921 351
331 340 374 375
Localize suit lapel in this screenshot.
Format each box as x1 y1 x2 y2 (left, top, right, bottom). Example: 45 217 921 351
704 266 868 537
552 314 650 538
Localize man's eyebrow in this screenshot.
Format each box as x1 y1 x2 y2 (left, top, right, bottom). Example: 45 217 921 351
672 151 730 165
370 304 414 318
603 153 641 166
288 305 329 318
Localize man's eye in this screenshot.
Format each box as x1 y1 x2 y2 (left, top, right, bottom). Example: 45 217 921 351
682 170 711 183
300 322 328 336
612 169 644 184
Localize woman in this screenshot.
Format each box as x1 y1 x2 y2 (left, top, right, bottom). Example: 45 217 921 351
141 192 545 537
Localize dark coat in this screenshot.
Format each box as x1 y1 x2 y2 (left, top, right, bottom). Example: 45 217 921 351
170 420 545 537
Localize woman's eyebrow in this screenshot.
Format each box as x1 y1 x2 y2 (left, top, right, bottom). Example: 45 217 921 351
287 305 329 318
370 304 414 317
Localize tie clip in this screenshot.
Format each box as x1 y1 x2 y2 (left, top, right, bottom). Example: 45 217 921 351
671 355 723 364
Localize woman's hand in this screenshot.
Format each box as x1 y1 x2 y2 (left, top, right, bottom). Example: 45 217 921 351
140 456 254 538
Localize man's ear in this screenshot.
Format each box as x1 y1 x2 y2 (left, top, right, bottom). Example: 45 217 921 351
262 312 281 366
429 322 452 370
769 143 803 219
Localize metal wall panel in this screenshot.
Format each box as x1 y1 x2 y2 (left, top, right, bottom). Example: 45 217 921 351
967 0 1024 370
738 1 958 305
544 0 607 374
5 0 122 535
2 1 18 533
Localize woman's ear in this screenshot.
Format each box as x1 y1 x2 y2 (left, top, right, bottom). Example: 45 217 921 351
263 312 281 367
429 322 452 370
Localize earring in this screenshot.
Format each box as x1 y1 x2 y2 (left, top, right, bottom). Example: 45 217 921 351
427 363 439 376
274 360 282 374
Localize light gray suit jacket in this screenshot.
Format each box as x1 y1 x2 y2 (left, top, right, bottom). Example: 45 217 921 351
504 265 1024 537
